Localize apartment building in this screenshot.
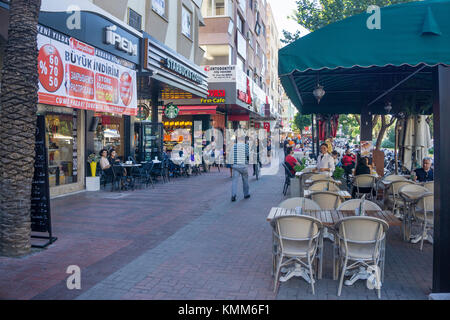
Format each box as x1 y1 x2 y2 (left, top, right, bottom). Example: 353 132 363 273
199 0 279 132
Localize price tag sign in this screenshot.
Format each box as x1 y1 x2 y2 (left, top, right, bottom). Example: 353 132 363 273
38 44 64 92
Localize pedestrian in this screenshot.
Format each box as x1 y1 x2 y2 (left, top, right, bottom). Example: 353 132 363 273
231 136 250 202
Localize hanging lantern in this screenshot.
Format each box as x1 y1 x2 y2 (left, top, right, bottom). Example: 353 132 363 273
313 83 325 104
384 102 392 114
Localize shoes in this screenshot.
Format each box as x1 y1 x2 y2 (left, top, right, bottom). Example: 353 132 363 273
244 194 251 199
231 196 236 202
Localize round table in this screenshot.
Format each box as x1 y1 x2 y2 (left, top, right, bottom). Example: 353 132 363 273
399 189 433 242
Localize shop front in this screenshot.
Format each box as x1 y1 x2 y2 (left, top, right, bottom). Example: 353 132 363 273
37 0 141 196
136 34 208 161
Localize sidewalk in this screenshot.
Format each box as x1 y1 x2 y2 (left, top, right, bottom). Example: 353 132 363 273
0 151 432 300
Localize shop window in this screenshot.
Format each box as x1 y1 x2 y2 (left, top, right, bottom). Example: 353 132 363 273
46 111 78 187
93 114 124 160
182 6 192 39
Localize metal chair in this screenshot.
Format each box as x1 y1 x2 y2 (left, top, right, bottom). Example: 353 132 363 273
310 191 344 210
273 215 323 295
334 216 389 298
282 162 295 196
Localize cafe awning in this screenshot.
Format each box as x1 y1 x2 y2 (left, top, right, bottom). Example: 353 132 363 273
279 0 450 115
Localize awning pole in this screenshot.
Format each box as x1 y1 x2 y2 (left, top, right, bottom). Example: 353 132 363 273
311 114 315 155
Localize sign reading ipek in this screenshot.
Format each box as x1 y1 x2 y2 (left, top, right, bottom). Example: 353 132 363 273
105 25 138 56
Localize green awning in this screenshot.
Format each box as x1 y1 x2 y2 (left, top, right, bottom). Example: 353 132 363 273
279 0 450 114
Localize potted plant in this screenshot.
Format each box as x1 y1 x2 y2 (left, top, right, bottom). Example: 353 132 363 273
87 153 100 177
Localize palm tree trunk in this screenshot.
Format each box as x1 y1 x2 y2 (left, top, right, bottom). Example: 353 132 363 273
0 0 41 257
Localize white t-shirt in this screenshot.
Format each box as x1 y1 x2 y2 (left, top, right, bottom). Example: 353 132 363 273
316 153 335 176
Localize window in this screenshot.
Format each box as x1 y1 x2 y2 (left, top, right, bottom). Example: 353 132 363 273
237 14 244 33
239 0 246 12
215 0 225 15
228 19 234 35
182 6 192 38
255 11 261 35
262 22 266 36
128 8 142 31
247 31 253 48
152 0 166 17
237 56 245 72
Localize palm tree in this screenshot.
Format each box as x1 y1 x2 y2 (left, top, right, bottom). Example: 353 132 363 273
0 0 42 257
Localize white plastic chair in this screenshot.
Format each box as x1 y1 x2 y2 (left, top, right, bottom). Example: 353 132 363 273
273 215 323 295
385 180 415 214
334 216 389 298
337 199 382 212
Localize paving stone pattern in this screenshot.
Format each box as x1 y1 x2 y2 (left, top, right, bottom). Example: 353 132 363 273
0 150 432 300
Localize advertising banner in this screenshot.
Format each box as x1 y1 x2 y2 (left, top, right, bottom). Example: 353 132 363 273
37 25 137 116
203 65 236 82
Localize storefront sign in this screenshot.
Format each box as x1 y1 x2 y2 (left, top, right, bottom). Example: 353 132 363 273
105 25 138 56
37 25 137 116
237 78 252 105
164 103 179 119
162 57 203 84
264 122 271 133
203 65 236 82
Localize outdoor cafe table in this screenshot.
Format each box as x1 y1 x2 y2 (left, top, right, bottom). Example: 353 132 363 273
303 190 352 199
267 208 401 281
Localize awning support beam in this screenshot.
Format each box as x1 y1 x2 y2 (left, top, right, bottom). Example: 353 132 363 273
368 65 427 106
289 73 304 107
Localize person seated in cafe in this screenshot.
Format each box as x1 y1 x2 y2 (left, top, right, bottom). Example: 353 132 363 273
108 149 127 176
99 149 113 175
313 143 335 176
351 157 375 198
414 157 434 182
285 146 301 175
342 148 356 176
331 150 340 167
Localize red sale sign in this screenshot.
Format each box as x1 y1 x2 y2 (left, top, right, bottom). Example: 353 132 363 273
37 28 137 116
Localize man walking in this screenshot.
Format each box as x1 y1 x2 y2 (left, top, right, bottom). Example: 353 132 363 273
231 136 250 202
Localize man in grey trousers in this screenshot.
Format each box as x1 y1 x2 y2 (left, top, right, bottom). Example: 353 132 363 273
231 136 250 202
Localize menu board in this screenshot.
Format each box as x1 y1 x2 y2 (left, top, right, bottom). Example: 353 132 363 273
37 24 137 116
31 116 52 233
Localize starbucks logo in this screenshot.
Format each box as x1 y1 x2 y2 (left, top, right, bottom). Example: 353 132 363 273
165 103 179 119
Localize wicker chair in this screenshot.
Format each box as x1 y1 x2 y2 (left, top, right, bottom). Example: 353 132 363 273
310 191 344 210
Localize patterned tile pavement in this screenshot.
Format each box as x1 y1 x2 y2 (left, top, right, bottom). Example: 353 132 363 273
0 149 433 300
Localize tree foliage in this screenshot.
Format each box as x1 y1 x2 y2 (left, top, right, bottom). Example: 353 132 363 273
293 112 312 133
282 0 415 44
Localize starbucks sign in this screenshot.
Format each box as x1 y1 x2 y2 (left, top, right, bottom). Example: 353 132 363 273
164 103 179 119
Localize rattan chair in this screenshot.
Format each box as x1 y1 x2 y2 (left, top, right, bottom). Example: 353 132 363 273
353 174 377 199
337 199 382 212
414 193 434 250
278 197 321 210
309 180 340 192
273 215 323 295
384 180 415 214
310 191 343 210
334 216 388 298
423 181 434 192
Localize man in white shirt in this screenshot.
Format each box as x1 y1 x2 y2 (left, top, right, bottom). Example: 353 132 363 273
313 143 335 177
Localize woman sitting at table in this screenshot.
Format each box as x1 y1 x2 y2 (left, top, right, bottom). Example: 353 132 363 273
99 149 113 175
108 149 127 176
351 157 375 197
285 146 301 175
